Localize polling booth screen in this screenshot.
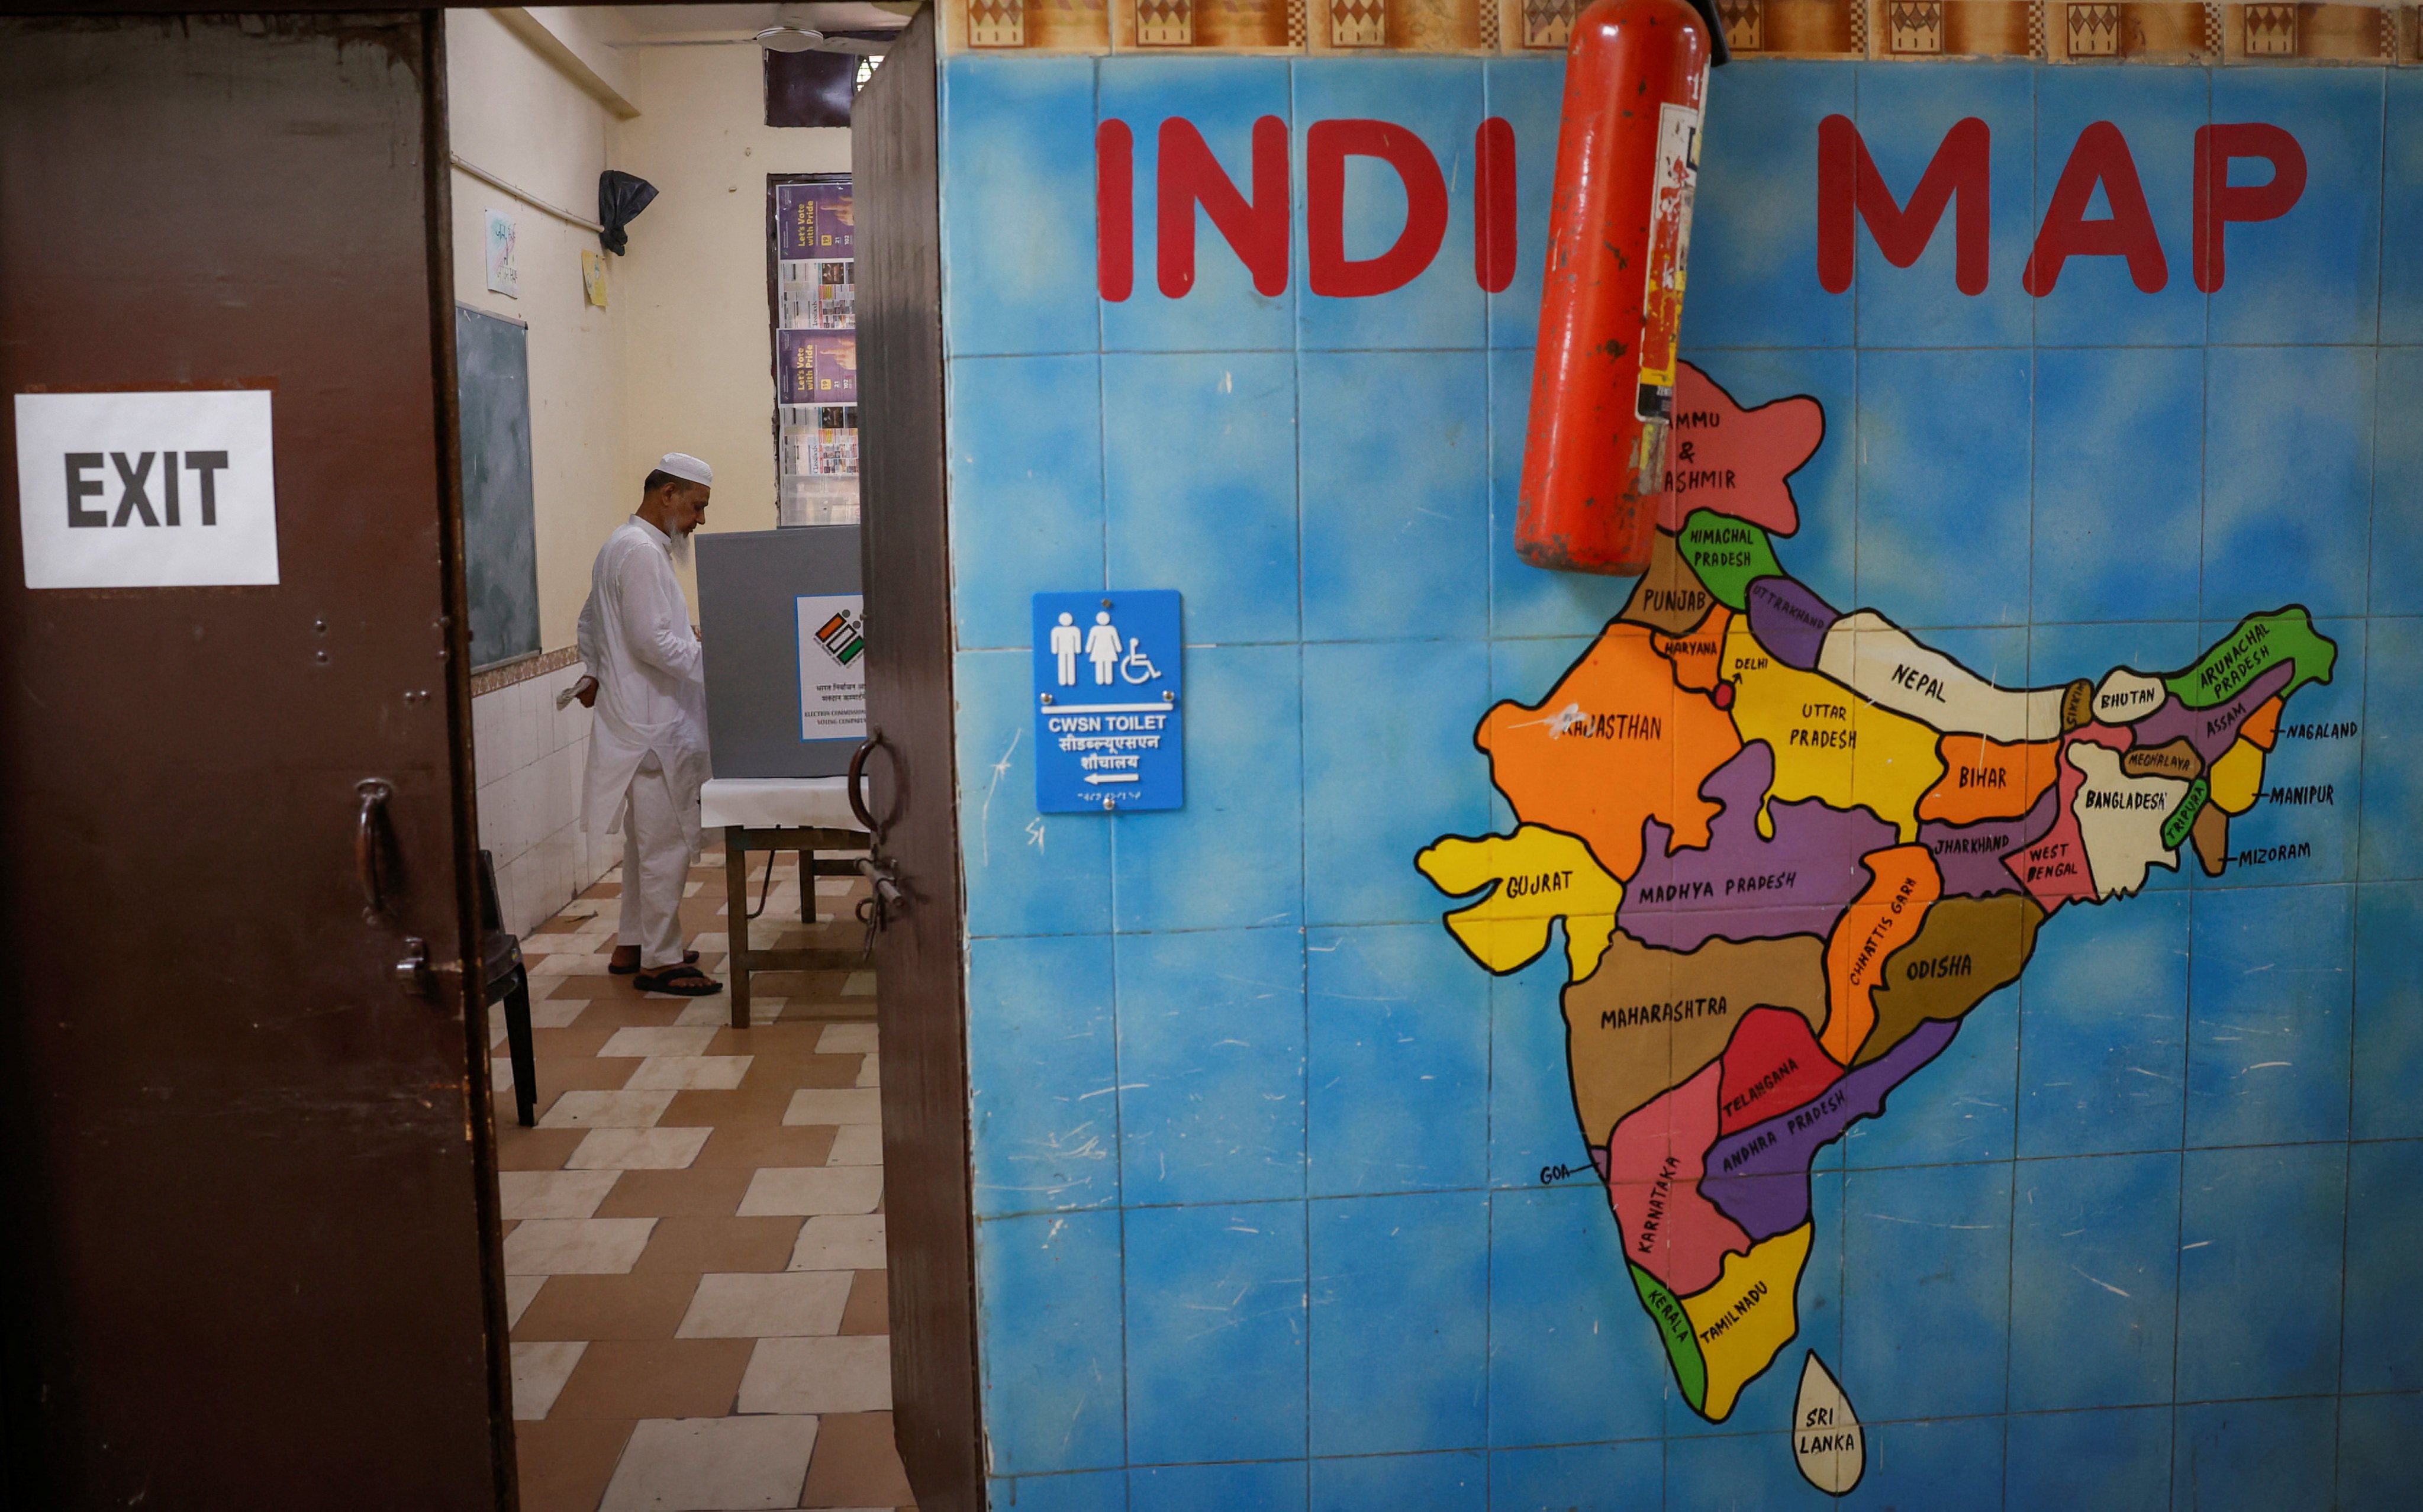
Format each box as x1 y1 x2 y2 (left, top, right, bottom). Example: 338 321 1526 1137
695 525 864 779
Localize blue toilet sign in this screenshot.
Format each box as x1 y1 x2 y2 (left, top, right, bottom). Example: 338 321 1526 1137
1032 590 1183 813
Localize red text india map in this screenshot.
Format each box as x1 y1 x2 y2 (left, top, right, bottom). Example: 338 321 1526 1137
1417 363 2335 1441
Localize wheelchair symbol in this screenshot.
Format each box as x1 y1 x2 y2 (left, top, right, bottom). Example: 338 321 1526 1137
1119 637 1161 685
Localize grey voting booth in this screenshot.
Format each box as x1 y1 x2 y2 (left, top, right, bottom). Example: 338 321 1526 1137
695 524 863 778
694 524 870 1027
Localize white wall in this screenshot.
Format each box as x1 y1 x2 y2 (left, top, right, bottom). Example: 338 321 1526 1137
473 660 602 937
614 39 850 579
448 7 631 655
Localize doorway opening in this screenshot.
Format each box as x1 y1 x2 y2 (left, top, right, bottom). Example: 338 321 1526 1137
452 8 912 1508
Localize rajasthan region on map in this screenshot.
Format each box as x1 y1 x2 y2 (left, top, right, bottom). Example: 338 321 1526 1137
1415 362 2337 1459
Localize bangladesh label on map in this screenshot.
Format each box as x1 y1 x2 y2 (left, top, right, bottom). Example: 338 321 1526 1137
1415 360 2337 1487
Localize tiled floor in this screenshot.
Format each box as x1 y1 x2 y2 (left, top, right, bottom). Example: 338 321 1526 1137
492 853 914 1512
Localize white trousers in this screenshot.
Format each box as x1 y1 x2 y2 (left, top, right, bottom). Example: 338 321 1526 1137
616 756 689 971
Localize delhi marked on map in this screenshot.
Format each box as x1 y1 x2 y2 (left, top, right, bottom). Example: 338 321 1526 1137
1415 362 2336 1484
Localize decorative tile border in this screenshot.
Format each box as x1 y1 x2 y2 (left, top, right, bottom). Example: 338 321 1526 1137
471 644 581 698
945 0 2422 60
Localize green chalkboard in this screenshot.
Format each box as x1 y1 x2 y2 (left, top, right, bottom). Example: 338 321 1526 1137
454 305 540 669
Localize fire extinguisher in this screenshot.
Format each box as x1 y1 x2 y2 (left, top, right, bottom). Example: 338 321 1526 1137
1516 0 1728 576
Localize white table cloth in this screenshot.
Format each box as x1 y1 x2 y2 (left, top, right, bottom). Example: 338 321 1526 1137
698 776 865 833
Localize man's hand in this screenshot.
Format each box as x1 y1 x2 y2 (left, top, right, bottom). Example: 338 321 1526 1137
572 675 598 709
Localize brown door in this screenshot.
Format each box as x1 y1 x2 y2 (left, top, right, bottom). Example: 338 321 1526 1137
855 14 983 1512
0 11 510 1505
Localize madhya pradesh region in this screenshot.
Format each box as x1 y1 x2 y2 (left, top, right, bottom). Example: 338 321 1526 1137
1718 618 1944 842
1563 930 1829 1146
1618 742 1899 953
1680 1222 1815 1421
1857 892 2044 1066
1480 623 1741 882
1416 824 1626 979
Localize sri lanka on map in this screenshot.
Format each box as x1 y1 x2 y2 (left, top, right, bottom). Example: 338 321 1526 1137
1415 361 2335 1486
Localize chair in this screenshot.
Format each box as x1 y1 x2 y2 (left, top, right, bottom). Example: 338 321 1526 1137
479 849 537 1127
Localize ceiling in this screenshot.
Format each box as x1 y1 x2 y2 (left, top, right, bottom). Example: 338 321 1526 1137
610 4 913 40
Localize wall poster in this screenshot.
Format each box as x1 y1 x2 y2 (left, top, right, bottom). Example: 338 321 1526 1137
771 176 855 527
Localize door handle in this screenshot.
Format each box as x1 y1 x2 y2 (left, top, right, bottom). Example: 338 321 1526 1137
355 778 395 923
848 733 906 945
846 731 898 844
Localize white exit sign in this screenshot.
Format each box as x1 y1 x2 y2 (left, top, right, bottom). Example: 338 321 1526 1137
14 389 279 589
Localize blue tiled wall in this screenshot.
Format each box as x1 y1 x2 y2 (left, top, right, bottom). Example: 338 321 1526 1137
942 56 2423 1510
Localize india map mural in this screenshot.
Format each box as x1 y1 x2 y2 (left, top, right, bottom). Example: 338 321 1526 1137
1418 361 2335 1473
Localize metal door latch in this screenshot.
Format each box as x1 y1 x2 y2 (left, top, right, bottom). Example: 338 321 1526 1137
854 855 906 960
396 936 433 997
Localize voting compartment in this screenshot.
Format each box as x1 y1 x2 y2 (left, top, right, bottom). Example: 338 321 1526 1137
695 524 864 779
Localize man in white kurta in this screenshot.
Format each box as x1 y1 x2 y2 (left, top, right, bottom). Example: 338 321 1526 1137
573 453 720 995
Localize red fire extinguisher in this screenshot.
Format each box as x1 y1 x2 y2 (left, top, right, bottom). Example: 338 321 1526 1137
1516 0 1726 576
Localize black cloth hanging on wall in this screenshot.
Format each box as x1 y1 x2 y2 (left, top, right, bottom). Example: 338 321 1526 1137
597 170 658 256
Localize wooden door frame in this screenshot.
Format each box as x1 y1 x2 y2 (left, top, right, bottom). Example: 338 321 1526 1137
421 21 523 1502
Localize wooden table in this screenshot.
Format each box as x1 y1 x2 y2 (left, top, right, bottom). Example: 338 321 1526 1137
721 823 871 1029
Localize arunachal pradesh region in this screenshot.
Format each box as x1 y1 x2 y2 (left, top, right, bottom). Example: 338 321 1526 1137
1414 361 2338 1431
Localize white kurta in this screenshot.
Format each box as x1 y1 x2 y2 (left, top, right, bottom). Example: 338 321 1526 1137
577 516 711 858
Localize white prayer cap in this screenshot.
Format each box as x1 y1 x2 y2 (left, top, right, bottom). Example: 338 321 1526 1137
656 452 714 487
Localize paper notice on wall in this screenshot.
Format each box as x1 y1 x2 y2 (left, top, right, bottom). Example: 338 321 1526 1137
777 333 858 408
485 208 520 298
14 389 279 589
779 257 854 330
581 248 608 308
777 182 854 260
796 594 866 741
774 176 858 523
